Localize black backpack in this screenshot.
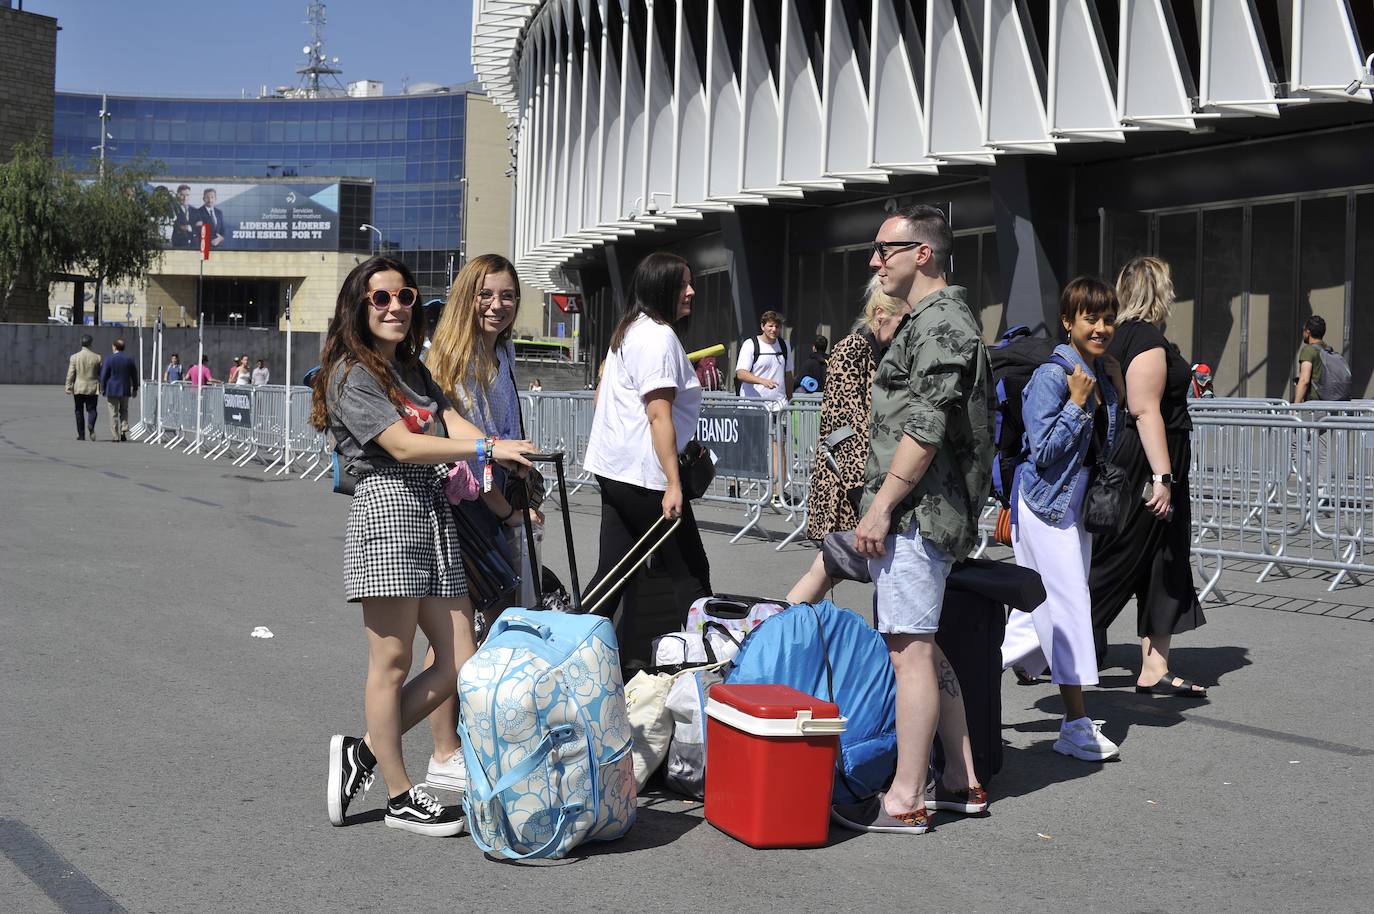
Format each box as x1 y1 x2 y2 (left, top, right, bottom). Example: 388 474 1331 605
735 334 789 393
988 326 1065 507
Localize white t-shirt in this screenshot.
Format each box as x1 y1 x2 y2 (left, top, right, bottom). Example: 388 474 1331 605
584 315 703 491
735 335 794 407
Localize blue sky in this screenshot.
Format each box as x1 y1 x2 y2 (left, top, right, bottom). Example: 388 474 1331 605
31 0 475 97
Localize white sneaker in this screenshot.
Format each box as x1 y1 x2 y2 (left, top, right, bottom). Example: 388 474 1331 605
426 750 467 792
1053 717 1120 761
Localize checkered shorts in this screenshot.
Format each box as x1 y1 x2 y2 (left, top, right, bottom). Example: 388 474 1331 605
344 464 467 603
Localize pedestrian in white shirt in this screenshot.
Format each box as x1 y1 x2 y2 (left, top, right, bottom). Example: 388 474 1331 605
251 359 270 386
734 310 794 503
583 252 711 668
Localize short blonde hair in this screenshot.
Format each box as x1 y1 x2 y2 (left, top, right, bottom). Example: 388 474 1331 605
858 274 908 332
1115 256 1174 325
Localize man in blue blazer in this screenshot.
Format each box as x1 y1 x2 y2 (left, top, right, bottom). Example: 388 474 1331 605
99 338 140 441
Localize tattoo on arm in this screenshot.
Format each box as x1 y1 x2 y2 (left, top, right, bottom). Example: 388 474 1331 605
937 660 960 698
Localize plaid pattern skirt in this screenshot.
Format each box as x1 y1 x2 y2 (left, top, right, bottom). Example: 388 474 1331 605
344 463 467 603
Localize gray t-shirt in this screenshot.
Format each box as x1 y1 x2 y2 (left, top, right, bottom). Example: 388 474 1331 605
325 359 450 475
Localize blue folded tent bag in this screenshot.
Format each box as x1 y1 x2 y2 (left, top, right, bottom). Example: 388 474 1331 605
725 600 896 803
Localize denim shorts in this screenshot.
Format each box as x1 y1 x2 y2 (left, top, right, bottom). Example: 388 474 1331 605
868 522 954 635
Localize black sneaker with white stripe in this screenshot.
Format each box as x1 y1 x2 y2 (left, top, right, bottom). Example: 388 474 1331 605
327 734 375 826
385 786 466 837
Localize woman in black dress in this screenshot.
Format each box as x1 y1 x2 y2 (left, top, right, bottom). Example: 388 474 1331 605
1089 256 1208 696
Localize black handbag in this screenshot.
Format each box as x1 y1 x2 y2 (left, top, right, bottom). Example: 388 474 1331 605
678 439 715 501
1082 460 1128 534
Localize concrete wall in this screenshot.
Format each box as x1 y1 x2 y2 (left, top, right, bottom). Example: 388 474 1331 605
0 6 59 324
1 324 326 386
464 94 544 340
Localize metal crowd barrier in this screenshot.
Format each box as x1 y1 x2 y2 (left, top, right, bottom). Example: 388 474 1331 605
125 381 1374 597
132 381 331 478
1188 405 1374 597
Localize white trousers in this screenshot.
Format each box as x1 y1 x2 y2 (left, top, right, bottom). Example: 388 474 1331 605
1001 472 1099 686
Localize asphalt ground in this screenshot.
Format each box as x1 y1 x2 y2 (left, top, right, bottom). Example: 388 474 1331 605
2 385 1371 914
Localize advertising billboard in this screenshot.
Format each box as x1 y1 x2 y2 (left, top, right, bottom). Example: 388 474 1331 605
155 180 342 252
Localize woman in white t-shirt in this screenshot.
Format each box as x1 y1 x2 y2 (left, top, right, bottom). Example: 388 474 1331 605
583 252 710 667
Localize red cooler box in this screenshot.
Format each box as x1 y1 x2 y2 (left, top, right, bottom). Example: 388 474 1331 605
704 683 846 848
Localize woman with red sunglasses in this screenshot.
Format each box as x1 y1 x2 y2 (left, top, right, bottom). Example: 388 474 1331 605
309 256 534 837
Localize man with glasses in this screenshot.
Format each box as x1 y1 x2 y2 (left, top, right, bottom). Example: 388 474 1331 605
832 204 996 835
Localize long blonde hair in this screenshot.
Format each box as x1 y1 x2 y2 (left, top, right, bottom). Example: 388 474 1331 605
427 254 521 411
856 274 908 333
1115 255 1174 325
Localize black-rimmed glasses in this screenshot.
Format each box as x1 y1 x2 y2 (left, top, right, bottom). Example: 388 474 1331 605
871 239 928 264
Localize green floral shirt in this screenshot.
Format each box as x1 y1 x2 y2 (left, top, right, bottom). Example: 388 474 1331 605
861 285 996 556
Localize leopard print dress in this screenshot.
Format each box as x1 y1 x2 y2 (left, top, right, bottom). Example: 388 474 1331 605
805 329 879 542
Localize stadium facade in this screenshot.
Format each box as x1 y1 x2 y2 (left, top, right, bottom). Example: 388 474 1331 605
474 0 1374 398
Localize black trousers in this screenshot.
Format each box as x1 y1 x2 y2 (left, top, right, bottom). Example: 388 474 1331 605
73 394 98 437
588 475 712 662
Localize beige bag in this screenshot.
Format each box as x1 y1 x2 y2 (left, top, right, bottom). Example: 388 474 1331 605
624 671 674 790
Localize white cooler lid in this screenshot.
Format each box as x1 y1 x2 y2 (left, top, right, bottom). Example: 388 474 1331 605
705 697 847 737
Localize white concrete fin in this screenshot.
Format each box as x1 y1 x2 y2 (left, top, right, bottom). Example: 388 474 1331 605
597 1 625 225
1291 0 1366 97
1118 0 1196 127
618 6 647 223
674 1 711 207
869 0 937 169
1200 0 1278 114
926 0 990 158
983 0 1052 146
707 0 744 198
740 0 783 192
822 0 871 175
1048 0 1122 137
781 0 825 183
643 1 675 214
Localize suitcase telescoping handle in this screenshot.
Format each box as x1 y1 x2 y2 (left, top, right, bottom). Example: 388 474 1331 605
517 451 582 610
517 451 680 615
579 514 681 616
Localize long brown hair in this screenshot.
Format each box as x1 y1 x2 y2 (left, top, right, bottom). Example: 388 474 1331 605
608 251 689 353
427 254 520 411
309 256 427 431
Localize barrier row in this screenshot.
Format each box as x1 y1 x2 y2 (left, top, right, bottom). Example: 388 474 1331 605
129 380 1374 597
129 381 332 479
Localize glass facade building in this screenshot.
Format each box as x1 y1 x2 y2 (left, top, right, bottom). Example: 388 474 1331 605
52 91 467 298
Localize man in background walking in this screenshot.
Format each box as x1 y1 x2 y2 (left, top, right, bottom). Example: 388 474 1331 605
65 334 102 441
99 338 139 442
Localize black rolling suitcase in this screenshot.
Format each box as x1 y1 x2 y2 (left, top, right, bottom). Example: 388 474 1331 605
935 559 1046 786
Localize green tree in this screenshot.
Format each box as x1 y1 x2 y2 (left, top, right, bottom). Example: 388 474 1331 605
72 159 169 324
0 136 79 322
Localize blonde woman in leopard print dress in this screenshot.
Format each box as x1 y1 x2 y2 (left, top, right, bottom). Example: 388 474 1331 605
788 277 910 603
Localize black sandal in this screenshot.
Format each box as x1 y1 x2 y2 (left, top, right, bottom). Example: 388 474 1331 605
1012 666 1044 686
1135 673 1208 697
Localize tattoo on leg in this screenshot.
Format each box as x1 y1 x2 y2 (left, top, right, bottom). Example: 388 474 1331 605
937 660 960 698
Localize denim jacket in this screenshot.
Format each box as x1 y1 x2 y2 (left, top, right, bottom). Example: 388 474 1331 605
1017 343 1119 523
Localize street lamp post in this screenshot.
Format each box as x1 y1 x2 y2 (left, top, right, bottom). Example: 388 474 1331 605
359 223 381 255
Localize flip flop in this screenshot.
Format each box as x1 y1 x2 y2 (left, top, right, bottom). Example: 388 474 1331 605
1012 666 1045 686
1135 673 1208 697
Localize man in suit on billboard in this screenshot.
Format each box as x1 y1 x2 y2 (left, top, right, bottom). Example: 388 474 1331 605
195 187 227 248
170 184 196 248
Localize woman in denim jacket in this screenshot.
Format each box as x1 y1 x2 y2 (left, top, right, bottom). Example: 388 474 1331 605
1001 277 1124 761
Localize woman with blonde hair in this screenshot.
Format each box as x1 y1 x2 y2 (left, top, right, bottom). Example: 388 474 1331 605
422 253 541 791
787 275 910 603
1088 255 1208 696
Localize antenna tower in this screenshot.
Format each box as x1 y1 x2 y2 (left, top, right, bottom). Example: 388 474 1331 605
294 2 345 97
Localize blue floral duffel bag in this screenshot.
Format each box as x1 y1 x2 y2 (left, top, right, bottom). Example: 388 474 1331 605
459 609 637 860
